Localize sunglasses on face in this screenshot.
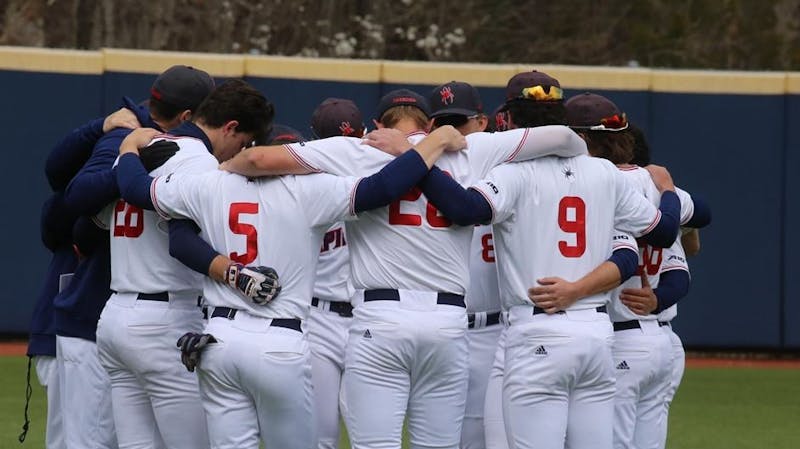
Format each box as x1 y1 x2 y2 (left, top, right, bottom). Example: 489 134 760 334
433 114 479 128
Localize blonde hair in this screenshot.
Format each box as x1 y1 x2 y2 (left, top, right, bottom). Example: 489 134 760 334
380 105 429 130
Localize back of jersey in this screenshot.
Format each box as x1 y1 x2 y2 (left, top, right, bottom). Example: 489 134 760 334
477 155 627 311
105 137 217 295
151 170 358 319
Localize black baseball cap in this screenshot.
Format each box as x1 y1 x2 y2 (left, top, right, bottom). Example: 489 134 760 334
263 124 306 145
311 98 365 138
429 81 483 118
375 89 430 120
565 92 629 131
504 70 563 103
150 65 215 111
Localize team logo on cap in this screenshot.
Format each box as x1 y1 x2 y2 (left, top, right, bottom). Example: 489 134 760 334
440 86 455 105
339 121 355 136
495 111 508 131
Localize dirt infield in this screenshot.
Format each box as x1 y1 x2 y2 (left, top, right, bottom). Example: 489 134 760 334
2 340 799 368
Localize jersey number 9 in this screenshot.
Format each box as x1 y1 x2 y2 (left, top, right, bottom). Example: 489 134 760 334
558 196 586 258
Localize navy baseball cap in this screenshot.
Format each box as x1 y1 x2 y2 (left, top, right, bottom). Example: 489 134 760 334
504 70 563 103
375 89 430 120
565 92 629 131
429 81 483 118
263 124 306 145
150 65 215 111
311 98 365 138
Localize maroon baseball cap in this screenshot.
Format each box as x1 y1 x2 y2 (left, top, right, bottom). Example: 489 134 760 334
311 98 365 138
565 92 629 131
264 124 306 145
150 65 215 111
504 70 563 103
429 81 483 118
375 89 431 120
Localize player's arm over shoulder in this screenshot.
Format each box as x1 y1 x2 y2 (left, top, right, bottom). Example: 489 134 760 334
222 143 312 176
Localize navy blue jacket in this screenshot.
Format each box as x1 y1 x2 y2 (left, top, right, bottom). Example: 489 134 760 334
54 97 160 341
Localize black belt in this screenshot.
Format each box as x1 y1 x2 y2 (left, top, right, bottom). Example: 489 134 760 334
613 319 668 332
532 305 607 316
363 289 466 308
111 290 170 302
468 311 502 329
210 307 302 332
311 297 353 318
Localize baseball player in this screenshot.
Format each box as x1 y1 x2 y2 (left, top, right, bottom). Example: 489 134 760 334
114 122 468 449
93 79 271 449
306 97 366 449
408 133 681 449
21 106 140 448
429 80 498 449
221 89 591 449
565 92 711 449
53 65 213 449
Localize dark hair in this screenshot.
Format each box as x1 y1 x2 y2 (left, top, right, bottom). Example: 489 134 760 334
580 130 635 164
628 123 651 166
194 79 274 143
148 97 185 123
506 99 567 128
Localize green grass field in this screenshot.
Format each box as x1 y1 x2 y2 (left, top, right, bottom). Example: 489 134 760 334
1 356 798 449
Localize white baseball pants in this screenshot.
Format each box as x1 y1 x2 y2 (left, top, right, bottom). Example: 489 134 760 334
483 327 509 449
96 293 209 449
340 294 468 449
308 301 351 449
198 309 315 449
611 320 673 449
34 355 65 449
461 320 503 449
56 335 117 449
504 306 615 449
656 324 685 449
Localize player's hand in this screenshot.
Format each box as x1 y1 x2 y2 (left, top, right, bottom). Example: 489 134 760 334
176 332 216 372
363 128 412 157
644 164 675 193
428 125 467 152
225 263 281 305
120 128 160 155
528 277 581 314
139 140 180 171
103 107 141 133
620 272 658 315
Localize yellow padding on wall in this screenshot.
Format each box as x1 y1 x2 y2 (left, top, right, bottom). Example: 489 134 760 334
0 46 102 74
102 48 245 77
246 55 381 82
526 65 652 91
652 70 786 95
381 61 518 87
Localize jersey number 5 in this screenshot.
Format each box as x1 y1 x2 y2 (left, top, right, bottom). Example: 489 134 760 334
113 200 144 238
229 202 258 264
558 196 586 257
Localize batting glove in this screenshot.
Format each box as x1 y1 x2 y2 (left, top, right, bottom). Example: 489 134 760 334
176 332 216 372
225 263 281 305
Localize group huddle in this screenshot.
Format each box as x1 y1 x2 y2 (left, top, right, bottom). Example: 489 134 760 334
27 65 711 449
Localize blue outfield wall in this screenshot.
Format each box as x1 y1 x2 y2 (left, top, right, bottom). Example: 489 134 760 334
0 47 796 349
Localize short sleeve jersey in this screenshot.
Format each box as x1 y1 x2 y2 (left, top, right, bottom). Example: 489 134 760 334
314 222 354 302
102 136 218 296
285 126 581 295
472 155 662 311
608 166 694 322
465 225 501 313
150 170 359 319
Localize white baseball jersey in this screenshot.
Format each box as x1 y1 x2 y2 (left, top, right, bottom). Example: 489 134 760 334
285 125 587 294
150 170 360 319
609 166 694 322
656 240 690 322
465 225 501 313
99 136 218 296
472 155 662 311
314 223 355 302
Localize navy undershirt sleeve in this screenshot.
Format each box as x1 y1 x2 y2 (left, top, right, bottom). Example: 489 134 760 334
116 153 155 210
685 196 712 228
653 269 691 313
168 220 218 275
45 117 104 191
607 248 639 283
417 167 492 226
639 190 680 248
72 216 107 257
353 149 429 213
